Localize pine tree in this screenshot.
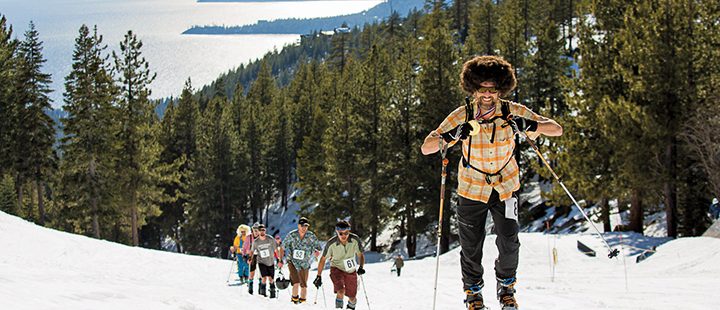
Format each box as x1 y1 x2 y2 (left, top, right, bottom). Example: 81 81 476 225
60 24 118 238
286 61 315 178
271 95 292 212
142 78 198 251
321 58 367 234
416 1 461 253
615 0 705 237
523 0 572 190
384 32 422 257
329 23 352 73
295 63 337 237
229 83 251 225
14 21 55 225
246 59 278 224
296 100 333 235
549 0 637 233
449 0 471 44
162 79 197 250
0 15 18 177
496 0 529 102
348 43 394 251
112 30 166 245
0 174 17 215
185 97 239 256
465 0 499 57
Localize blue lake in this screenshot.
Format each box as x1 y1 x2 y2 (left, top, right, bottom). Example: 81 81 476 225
0 0 380 107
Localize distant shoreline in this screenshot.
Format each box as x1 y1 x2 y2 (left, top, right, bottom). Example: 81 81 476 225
186 0 423 35
197 0 370 2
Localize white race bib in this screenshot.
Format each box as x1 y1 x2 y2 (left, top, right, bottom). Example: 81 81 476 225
504 197 518 221
343 258 358 272
293 250 306 260
259 249 271 259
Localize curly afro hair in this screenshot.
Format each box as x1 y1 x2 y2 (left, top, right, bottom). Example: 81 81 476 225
460 55 516 97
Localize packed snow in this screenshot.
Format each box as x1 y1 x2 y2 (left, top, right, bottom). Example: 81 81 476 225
1 210 719 309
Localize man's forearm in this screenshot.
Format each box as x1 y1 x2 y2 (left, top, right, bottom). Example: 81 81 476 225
536 119 563 137
316 257 326 275
421 131 442 155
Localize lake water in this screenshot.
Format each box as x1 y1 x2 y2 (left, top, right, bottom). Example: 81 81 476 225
0 0 381 107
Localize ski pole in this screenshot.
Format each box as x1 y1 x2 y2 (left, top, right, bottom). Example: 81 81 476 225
619 233 629 291
359 274 371 310
226 255 236 284
321 282 327 308
432 140 450 310
510 121 620 259
314 284 320 304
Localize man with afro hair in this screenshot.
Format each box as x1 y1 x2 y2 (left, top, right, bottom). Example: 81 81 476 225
421 55 562 310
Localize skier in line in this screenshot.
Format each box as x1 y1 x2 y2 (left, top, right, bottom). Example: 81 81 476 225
314 220 365 309
421 55 563 310
280 217 323 304
391 255 404 277
229 224 251 283
244 223 260 294
274 234 283 259
249 224 283 298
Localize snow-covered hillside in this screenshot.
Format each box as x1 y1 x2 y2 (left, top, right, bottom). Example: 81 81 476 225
2 210 720 309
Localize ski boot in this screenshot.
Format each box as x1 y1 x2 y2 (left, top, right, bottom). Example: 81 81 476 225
248 280 254 294
335 298 344 309
291 295 300 304
464 283 487 310
346 300 356 309
269 283 277 298
299 297 306 303
259 282 267 297
497 277 519 310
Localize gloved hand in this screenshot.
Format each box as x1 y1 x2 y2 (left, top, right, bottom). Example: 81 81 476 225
511 117 538 132
440 122 473 142
313 275 322 288
357 266 365 275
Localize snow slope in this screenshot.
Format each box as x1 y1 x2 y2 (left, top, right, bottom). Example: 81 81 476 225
1 210 719 309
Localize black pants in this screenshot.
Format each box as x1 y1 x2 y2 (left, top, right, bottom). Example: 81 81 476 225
457 190 520 290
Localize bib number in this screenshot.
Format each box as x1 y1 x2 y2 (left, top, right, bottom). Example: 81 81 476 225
259 249 271 259
504 197 518 221
343 258 358 272
293 250 306 260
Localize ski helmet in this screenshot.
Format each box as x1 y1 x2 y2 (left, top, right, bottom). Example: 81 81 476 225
275 275 291 290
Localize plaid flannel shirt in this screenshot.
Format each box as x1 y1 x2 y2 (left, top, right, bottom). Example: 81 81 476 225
436 99 542 203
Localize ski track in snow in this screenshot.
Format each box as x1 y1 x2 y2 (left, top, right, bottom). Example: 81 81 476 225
1 211 719 309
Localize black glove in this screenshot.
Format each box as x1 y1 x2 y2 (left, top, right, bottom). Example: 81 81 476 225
313 275 322 288
357 266 365 275
440 122 473 142
511 117 538 132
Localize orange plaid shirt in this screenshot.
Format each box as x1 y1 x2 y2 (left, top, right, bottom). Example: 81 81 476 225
436 99 542 203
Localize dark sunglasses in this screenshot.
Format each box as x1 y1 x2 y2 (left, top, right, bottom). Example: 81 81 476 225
478 87 498 94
